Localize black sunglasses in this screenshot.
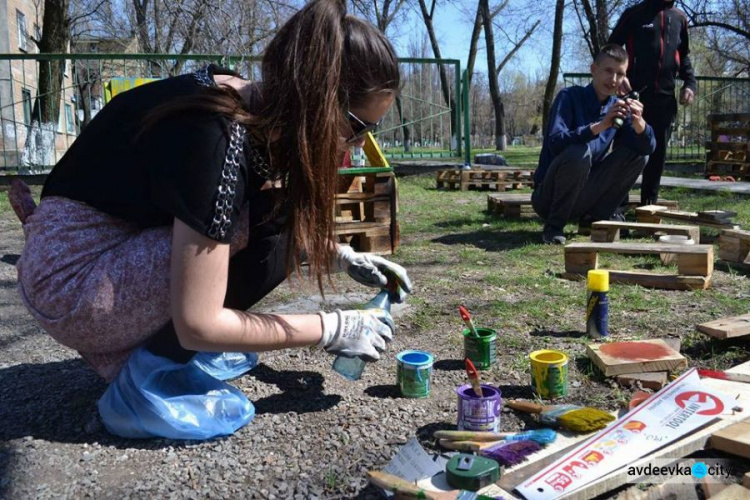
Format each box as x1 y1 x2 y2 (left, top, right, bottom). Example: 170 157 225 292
346 111 381 143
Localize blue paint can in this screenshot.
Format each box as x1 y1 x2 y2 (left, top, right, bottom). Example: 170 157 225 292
396 350 433 398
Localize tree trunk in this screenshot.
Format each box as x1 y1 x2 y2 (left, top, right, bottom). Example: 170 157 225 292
417 0 457 144
395 96 411 153
479 0 505 151
542 0 564 134
22 0 70 170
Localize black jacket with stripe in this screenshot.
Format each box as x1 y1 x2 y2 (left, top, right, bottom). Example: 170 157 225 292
608 0 697 99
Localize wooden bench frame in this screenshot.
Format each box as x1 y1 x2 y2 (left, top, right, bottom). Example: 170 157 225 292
590 221 700 243
563 242 714 290
488 193 678 218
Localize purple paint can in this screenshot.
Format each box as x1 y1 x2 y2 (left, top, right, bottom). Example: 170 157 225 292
456 384 502 432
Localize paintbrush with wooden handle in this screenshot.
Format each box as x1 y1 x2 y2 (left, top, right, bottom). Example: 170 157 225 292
435 428 557 446
367 471 495 500
464 358 483 397
505 400 615 433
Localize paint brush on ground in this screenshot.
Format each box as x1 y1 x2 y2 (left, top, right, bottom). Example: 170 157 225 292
367 471 499 500
434 428 557 445
458 305 480 338
698 368 750 384
479 439 542 467
464 358 483 397
505 400 615 433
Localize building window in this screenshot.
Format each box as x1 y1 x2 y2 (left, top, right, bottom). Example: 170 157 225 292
17 11 28 51
34 24 41 42
65 104 75 133
22 89 32 125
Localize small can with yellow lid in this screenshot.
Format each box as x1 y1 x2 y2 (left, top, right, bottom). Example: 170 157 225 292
586 270 609 338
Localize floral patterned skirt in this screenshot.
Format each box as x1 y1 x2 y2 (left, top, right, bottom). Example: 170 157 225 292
17 196 249 381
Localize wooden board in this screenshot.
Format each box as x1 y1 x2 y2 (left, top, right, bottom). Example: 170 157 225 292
590 221 700 243
710 484 750 500
718 229 750 263
586 340 687 377
697 314 750 339
709 419 750 459
728 360 750 378
557 377 750 500
636 205 740 230
616 371 669 390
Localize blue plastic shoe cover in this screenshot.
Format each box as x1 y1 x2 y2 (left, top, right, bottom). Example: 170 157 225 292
98 347 255 440
190 351 259 381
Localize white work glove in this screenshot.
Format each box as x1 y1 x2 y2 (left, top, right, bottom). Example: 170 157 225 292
317 309 395 361
334 245 413 303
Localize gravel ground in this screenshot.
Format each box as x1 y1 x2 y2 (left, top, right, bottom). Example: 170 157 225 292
0 212 533 499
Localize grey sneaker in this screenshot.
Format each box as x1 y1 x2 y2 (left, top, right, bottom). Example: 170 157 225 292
542 224 566 245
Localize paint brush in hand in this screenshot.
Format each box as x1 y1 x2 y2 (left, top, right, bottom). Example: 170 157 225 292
506 400 615 433
464 357 483 397
458 305 480 338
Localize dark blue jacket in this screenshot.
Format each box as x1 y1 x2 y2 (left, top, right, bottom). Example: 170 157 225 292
535 84 656 184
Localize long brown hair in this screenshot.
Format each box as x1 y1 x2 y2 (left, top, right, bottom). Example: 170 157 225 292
142 0 400 291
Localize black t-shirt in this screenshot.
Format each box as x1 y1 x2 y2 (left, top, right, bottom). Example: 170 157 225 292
42 65 264 243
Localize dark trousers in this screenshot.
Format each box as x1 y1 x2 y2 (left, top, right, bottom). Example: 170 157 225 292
148 194 290 363
532 144 647 229
640 94 677 205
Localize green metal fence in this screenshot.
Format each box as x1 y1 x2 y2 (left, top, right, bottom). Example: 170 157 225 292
563 73 750 164
0 53 466 173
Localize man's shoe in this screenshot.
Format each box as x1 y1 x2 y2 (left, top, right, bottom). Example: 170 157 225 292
610 212 629 237
542 224 566 245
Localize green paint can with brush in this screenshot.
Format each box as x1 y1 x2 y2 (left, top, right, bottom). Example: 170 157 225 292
459 305 496 370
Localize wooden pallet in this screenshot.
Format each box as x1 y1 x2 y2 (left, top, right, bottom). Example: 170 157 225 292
706 113 750 181
335 169 399 254
563 242 714 290
334 221 399 255
718 229 750 268
590 221 700 243
487 192 537 217
636 205 740 230
436 168 534 191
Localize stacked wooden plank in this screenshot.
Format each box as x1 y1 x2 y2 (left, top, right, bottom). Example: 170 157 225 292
563 242 714 290
718 228 750 269
335 168 399 254
636 205 740 230
487 193 678 219
436 168 534 191
706 113 750 181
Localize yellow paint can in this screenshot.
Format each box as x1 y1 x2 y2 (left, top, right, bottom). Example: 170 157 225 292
530 349 569 399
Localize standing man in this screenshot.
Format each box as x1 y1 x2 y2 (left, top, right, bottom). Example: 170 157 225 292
532 44 655 245
609 0 697 206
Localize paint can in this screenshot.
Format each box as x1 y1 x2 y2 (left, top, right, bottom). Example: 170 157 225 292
456 384 502 432
396 350 433 398
529 349 569 399
463 328 497 370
